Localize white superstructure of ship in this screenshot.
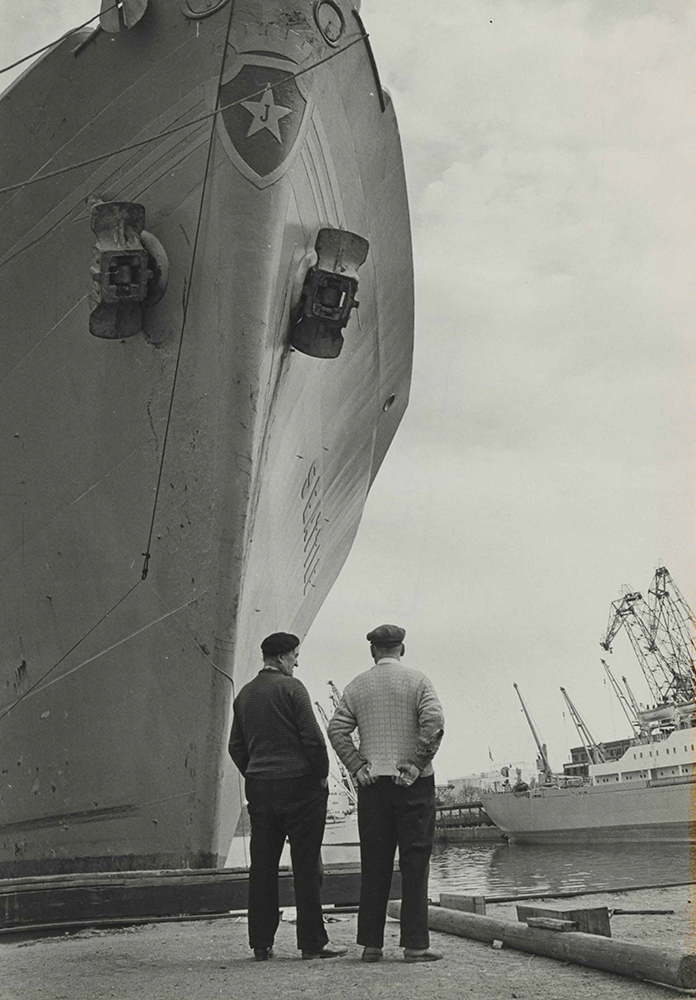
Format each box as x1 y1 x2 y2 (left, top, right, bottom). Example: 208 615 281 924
482 568 696 844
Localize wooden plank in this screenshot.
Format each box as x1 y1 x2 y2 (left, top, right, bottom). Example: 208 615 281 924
439 893 486 915
0 863 364 895
612 908 674 916
487 879 696 904
516 904 611 938
0 865 281 894
0 902 361 937
526 917 578 932
0 865 399 929
388 901 696 991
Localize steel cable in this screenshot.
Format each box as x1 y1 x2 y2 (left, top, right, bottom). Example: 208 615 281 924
0 34 367 200
0 3 120 76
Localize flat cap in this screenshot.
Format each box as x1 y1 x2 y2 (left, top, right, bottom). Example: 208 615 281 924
366 624 405 646
261 632 300 656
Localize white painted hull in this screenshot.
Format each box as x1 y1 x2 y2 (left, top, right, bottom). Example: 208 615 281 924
481 779 696 845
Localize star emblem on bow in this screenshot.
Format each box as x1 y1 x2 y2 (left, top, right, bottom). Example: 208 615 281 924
241 83 293 143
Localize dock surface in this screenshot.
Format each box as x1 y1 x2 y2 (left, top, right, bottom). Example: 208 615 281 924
3 886 692 999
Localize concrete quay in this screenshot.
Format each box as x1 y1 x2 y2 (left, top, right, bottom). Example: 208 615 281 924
3 885 693 1000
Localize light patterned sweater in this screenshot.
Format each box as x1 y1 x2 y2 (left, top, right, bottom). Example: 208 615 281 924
327 657 444 778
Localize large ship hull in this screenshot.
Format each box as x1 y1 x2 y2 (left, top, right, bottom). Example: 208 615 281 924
0 0 413 876
481 778 696 845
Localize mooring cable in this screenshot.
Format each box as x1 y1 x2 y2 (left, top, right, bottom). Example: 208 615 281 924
0 3 120 76
11 590 208 708
0 33 367 199
139 0 236 580
0 579 141 722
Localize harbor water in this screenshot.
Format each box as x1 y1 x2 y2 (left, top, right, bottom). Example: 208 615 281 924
226 815 694 898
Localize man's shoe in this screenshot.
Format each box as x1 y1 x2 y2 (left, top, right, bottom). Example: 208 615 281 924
301 943 348 960
253 947 273 961
403 947 443 963
361 947 383 963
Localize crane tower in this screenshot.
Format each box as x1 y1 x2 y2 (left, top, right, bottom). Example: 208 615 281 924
599 567 695 705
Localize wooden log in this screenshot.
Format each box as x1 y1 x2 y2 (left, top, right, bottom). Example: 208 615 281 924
439 893 486 915
516 904 611 937
526 917 578 932
386 901 696 990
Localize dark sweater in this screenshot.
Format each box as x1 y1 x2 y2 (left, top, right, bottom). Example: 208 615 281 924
228 669 329 780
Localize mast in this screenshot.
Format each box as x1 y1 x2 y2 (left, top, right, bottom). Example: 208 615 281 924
621 674 654 740
513 683 552 782
622 675 642 720
601 658 639 733
560 687 606 765
327 679 343 713
314 701 331 730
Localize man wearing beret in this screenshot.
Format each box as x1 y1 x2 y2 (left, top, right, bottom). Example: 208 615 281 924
229 632 346 962
328 624 445 963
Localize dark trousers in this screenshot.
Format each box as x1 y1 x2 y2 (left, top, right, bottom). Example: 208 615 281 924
245 775 329 953
357 775 435 950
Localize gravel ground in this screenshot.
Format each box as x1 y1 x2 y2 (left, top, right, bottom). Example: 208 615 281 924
2 886 694 1000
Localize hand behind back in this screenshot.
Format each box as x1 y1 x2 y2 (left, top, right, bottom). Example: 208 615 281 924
393 763 419 787
355 763 377 786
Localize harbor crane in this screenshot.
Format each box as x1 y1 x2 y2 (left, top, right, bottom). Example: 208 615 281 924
513 683 553 783
560 687 606 765
646 567 696 701
314 699 357 805
327 679 361 752
599 567 695 705
599 589 672 703
622 674 643 722
327 679 343 713
600 658 641 735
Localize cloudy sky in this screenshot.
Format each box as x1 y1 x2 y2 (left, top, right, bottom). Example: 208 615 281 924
306 0 696 780
2 0 695 781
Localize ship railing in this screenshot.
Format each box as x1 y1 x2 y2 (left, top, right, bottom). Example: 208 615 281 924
434 802 495 828
536 775 591 789
647 773 696 787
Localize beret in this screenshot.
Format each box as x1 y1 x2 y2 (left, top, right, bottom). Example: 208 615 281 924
261 632 300 656
366 624 406 646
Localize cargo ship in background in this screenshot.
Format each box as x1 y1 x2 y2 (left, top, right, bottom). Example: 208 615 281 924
482 568 696 844
0 0 413 877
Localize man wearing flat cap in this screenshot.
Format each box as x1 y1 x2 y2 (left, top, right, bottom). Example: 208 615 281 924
328 624 445 963
229 632 346 962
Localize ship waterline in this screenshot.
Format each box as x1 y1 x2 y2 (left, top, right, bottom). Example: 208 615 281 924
0 0 413 876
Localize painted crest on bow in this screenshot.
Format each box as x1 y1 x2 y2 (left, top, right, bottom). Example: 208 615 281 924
216 56 313 189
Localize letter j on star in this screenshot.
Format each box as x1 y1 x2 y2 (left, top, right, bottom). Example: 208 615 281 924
242 84 293 143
